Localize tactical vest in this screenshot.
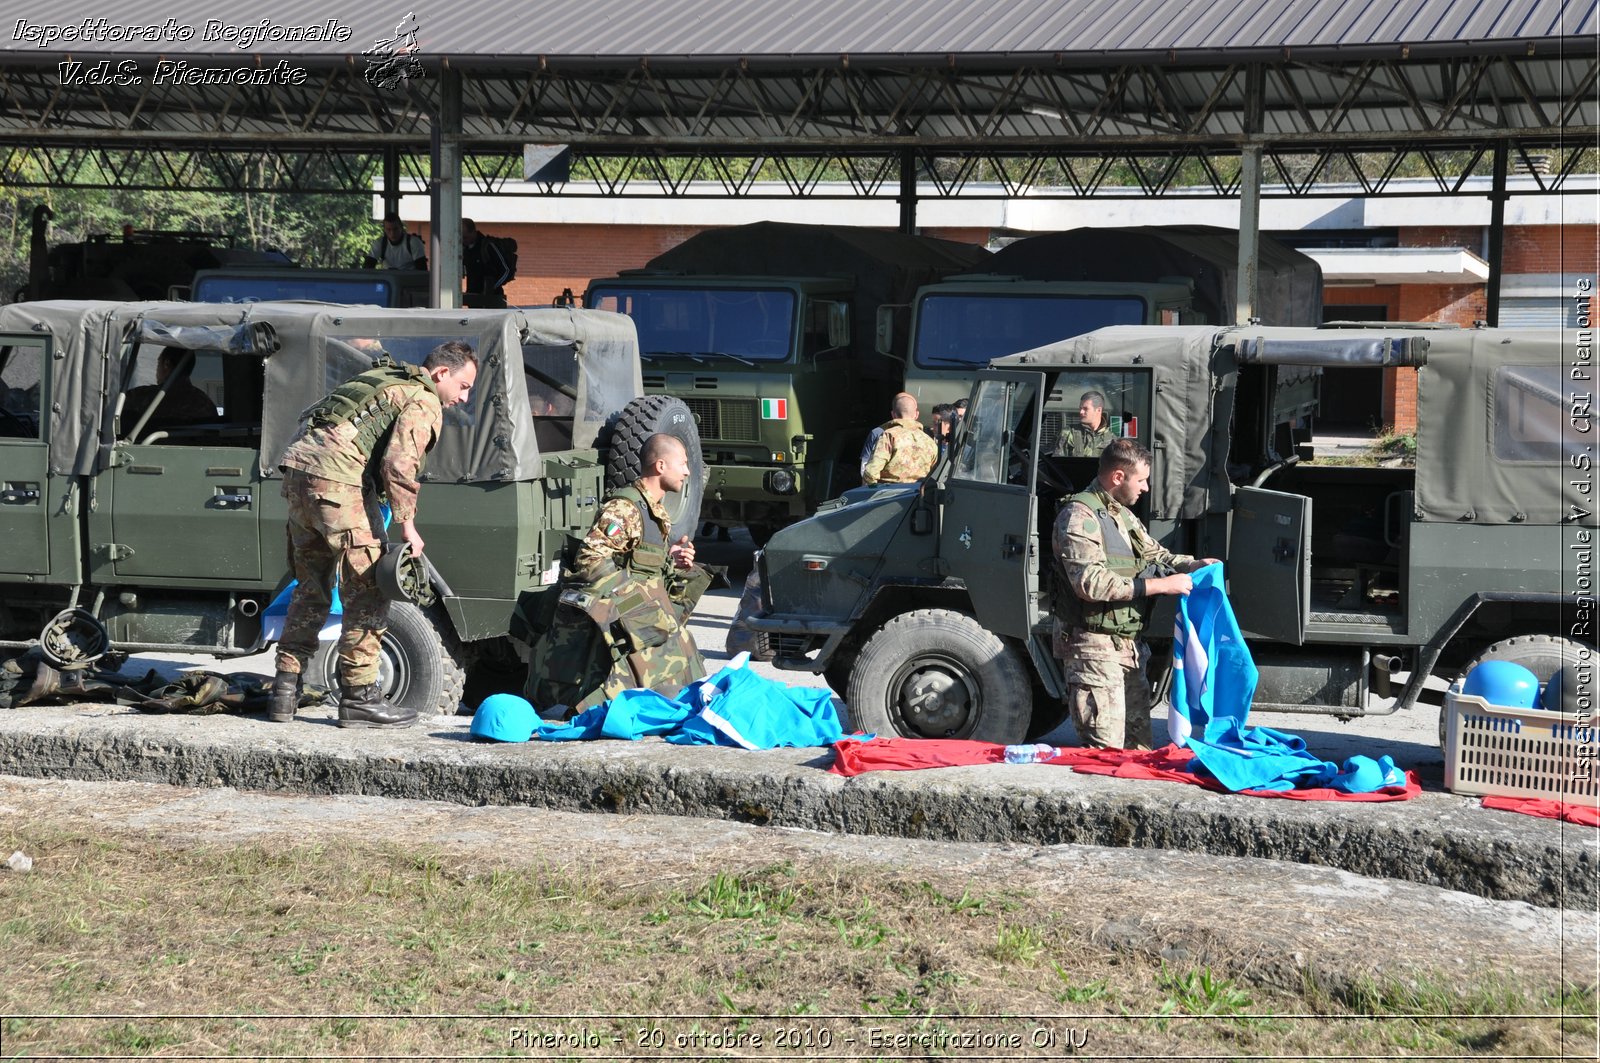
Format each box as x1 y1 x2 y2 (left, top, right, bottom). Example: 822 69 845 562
299 359 439 465
608 485 669 579
1055 489 1149 638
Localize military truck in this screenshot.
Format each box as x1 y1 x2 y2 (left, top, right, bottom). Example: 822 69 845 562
749 322 1587 744
0 299 701 715
586 222 990 543
900 226 1324 417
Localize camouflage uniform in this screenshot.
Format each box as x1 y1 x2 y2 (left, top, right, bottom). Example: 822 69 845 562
1055 422 1116 458
523 480 709 713
274 368 442 686
1052 480 1195 749
863 417 938 484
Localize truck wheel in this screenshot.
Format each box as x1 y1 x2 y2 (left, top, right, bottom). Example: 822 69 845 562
847 609 1031 743
604 395 705 532
307 602 467 718
1439 634 1588 751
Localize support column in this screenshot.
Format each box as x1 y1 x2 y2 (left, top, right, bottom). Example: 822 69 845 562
431 65 463 310
1234 65 1265 326
382 147 401 219
1235 144 1262 325
897 149 917 234
1485 140 1509 327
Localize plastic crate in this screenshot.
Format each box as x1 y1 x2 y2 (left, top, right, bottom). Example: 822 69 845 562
1443 687 1600 804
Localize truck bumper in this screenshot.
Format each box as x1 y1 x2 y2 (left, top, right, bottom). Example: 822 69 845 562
744 613 848 673
702 464 808 526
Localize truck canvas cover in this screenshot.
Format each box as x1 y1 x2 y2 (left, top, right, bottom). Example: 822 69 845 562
0 300 641 483
1414 327 1573 526
989 226 1323 327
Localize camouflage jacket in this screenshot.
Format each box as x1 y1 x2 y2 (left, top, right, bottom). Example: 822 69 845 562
1052 480 1195 660
279 379 442 523
863 417 938 484
1055 422 1116 458
570 480 674 585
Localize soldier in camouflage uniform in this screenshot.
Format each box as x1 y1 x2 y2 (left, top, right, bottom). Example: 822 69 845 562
523 434 711 714
1055 390 1117 457
272 341 479 728
863 392 939 485
1052 438 1219 748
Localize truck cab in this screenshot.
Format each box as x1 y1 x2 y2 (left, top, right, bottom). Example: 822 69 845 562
187 268 432 307
587 274 857 543
587 223 990 543
751 323 1583 745
901 276 1198 412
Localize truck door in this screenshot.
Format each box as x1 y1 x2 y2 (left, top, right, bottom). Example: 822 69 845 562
100 347 262 583
0 335 50 577
939 371 1043 638
1229 486 1310 644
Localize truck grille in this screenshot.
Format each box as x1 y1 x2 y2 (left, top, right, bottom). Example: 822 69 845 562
684 397 759 442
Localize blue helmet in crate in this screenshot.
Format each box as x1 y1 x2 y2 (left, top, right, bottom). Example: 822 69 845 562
470 693 537 742
1462 660 1541 708
1541 665 1596 715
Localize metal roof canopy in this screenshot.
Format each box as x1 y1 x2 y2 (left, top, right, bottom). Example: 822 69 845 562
0 0 1594 314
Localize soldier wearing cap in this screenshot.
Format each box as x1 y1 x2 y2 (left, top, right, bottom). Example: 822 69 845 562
523 434 710 713
863 392 939 485
272 340 478 728
1052 438 1219 749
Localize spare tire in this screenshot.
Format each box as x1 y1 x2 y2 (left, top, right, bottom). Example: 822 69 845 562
603 395 705 533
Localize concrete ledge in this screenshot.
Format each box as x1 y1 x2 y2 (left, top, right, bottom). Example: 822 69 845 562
0 702 1592 909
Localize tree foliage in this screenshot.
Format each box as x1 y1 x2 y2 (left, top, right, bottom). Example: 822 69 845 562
0 151 373 303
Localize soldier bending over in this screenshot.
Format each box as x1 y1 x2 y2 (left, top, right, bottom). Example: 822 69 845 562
272 341 479 728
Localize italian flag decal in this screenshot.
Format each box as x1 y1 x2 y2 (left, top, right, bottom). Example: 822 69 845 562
761 398 788 420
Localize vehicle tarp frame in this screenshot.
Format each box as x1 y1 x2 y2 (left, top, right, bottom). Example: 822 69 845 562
0 300 642 483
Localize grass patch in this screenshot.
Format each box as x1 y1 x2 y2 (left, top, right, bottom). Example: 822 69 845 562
0 822 1579 1059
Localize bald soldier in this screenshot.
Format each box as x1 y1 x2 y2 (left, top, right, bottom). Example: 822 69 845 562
523 433 711 713
863 392 939 485
273 340 478 728
1052 438 1220 749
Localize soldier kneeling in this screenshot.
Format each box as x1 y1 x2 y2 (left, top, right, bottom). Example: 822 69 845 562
518 434 711 714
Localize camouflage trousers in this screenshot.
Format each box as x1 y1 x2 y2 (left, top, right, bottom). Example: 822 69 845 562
1058 631 1154 750
274 469 390 686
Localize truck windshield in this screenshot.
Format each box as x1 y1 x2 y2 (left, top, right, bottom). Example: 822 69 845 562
912 293 1146 369
194 275 399 305
589 287 795 362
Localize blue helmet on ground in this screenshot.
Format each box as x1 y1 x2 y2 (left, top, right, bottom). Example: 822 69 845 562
1541 665 1596 715
470 693 537 742
1461 660 1540 708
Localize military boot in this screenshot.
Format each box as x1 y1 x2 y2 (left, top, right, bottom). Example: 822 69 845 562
337 682 417 729
268 670 301 724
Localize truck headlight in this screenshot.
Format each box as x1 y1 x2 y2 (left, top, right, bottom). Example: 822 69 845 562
766 469 796 495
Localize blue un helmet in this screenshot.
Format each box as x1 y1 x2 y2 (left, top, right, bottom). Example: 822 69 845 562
1461 660 1541 708
1541 665 1597 715
470 693 537 742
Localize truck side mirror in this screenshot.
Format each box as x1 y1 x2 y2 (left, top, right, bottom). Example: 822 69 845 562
827 302 850 348
875 306 895 357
